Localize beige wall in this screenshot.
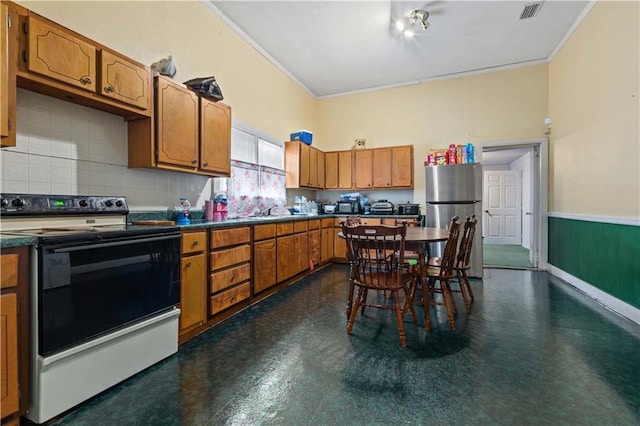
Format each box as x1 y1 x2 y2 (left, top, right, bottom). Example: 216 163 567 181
316 64 549 206
549 1 639 217
17 1 317 142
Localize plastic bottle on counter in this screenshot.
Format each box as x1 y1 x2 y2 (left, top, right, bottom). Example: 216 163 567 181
467 143 475 163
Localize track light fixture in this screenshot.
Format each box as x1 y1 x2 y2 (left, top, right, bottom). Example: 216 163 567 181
409 9 430 31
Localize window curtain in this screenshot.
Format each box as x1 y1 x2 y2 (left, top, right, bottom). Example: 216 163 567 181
227 160 286 217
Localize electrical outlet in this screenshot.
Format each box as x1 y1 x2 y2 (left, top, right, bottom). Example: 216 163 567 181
355 138 366 147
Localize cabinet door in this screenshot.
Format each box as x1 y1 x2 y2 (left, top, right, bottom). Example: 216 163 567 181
333 227 347 260
392 145 414 187
299 143 310 186
317 150 325 189
295 232 309 274
309 229 321 266
156 76 199 168
321 228 333 262
276 234 296 282
372 148 392 188
1 3 8 140
0 293 19 419
325 152 338 189
180 253 207 332
200 100 231 175
354 149 373 189
338 151 353 189
99 50 150 110
253 239 276 293
309 147 318 188
27 15 96 92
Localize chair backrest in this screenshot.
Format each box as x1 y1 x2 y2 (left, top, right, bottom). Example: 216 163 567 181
345 216 362 226
456 215 478 269
437 218 461 279
341 223 407 288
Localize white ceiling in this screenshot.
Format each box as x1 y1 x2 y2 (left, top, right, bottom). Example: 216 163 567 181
208 0 592 98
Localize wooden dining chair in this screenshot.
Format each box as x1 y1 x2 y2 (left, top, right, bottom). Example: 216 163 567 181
342 222 417 346
428 215 478 313
413 217 461 331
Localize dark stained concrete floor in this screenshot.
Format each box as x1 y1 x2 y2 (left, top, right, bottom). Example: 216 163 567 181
36 265 640 425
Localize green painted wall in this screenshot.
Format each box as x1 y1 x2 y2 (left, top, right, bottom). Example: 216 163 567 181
548 217 640 309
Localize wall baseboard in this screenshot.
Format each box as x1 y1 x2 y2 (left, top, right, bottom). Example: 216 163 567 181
549 265 640 326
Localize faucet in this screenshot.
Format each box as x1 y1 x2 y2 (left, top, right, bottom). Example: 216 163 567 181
259 205 278 216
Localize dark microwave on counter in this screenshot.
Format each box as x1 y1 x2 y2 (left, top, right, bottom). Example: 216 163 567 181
337 200 361 214
398 203 420 215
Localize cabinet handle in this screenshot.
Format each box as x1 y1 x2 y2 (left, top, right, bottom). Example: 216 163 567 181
191 158 198 165
191 240 199 247
104 85 115 93
185 262 192 268
80 76 92 85
203 161 208 167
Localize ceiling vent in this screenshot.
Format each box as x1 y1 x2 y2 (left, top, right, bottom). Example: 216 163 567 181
520 2 543 20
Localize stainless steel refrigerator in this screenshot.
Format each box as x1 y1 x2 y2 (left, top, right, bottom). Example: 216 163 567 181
425 163 483 278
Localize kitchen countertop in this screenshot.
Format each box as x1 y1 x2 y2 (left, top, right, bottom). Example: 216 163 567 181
0 214 420 248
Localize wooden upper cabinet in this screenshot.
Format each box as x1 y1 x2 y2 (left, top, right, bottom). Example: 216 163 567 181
324 151 338 189
354 149 373 189
200 99 231 175
156 76 199 169
391 145 414 187
299 142 310 186
98 50 149 110
372 148 392 188
285 141 323 189
309 146 318 188
338 150 353 189
1 3 7 138
26 15 96 92
317 150 325 188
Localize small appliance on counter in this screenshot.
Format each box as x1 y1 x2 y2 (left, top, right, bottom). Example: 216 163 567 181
398 202 420 215
337 200 361 214
370 200 394 215
322 203 337 214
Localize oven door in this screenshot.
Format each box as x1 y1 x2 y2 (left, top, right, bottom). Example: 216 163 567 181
37 232 180 356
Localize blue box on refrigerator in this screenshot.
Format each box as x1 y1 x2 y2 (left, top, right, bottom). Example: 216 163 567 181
290 130 313 145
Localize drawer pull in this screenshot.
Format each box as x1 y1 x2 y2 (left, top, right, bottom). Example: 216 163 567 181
191 240 199 247
185 262 192 268
80 76 92 85
203 161 209 167
104 85 115 93
191 158 198 165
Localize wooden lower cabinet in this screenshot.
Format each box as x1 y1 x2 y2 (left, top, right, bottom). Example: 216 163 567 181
309 229 320 266
209 227 251 315
253 239 276 294
276 234 296 282
0 247 28 423
334 217 348 261
179 231 207 337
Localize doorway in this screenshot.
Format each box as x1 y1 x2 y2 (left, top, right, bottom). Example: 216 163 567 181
476 138 548 270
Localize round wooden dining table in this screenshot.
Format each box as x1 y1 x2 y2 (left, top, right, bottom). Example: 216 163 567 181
339 225 450 318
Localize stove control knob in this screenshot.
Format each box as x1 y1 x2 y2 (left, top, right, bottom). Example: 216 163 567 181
105 200 114 207
115 200 124 207
1 198 8 208
79 199 88 207
12 198 25 207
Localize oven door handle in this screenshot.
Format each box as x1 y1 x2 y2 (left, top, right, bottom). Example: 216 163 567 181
51 234 180 253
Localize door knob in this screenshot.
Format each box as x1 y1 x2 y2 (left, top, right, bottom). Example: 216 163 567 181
485 210 493 217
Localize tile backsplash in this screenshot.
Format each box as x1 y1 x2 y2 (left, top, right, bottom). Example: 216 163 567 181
1 89 211 211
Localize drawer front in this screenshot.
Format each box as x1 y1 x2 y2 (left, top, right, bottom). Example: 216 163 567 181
210 245 251 270
294 221 308 233
0 253 18 289
210 282 250 315
210 263 251 293
182 231 206 254
308 219 321 230
276 222 294 236
211 227 250 248
253 223 276 241
321 218 334 228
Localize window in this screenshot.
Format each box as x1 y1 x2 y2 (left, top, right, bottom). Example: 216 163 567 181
216 126 286 217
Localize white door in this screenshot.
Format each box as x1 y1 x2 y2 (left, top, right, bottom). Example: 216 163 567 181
483 170 522 245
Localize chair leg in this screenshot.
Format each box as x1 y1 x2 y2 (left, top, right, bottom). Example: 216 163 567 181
441 279 457 330
346 275 355 318
462 270 474 301
392 290 407 347
347 287 364 334
457 269 472 314
403 279 418 325
422 277 433 331
360 289 368 315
